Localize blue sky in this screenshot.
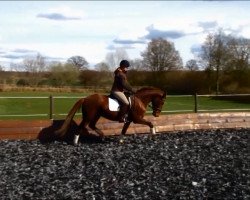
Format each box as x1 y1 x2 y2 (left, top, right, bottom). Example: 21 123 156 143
0 1 250 69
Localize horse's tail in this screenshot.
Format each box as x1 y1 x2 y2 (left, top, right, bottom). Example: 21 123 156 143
55 98 85 137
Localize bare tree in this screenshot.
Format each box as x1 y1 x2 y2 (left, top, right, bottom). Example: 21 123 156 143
94 62 110 71
226 36 250 71
105 48 129 70
93 62 113 85
67 56 88 71
23 59 35 72
185 59 199 71
130 58 144 71
23 53 46 72
199 30 229 94
141 38 183 71
10 62 24 72
49 62 79 86
0 65 4 71
21 53 46 85
36 53 46 72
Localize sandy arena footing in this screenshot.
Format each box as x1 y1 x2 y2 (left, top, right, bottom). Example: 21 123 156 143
0 112 249 140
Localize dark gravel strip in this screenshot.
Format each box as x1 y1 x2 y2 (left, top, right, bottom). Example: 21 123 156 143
0 128 249 200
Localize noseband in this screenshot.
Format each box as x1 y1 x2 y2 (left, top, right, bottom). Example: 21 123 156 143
149 95 165 113
148 102 162 113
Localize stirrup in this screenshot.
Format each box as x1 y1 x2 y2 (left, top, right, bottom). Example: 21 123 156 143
119 118 126 123
119 114 129 123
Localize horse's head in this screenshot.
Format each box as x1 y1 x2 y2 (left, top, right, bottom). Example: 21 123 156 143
151 90 167 117
135 87 167 117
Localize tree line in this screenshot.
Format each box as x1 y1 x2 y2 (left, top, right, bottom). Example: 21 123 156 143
0 29 249 94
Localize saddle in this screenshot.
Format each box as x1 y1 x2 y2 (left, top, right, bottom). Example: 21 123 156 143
108 92 132 112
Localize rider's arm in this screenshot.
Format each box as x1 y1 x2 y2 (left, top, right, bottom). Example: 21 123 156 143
118 73 134 93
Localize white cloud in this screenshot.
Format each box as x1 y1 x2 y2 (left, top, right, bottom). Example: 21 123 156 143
117 29 148 41
0 41 108 65
241 27 250 39
47 5 86 20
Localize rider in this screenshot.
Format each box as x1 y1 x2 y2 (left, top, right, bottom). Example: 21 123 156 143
111 60 135 123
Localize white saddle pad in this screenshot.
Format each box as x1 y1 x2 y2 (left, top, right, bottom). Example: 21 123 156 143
109 98 120 111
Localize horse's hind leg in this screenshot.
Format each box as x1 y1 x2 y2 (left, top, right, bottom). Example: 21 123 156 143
78 120 90 135
73 119 89 145
89 115 105 139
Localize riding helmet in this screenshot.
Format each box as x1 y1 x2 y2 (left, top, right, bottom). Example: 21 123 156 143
120 60 130 68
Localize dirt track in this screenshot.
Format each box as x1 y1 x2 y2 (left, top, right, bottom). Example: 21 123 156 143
0 128 249 199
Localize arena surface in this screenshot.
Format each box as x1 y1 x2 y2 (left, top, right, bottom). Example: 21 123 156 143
0 128 249 199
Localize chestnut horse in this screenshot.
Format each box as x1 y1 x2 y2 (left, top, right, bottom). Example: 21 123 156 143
55 87 166 143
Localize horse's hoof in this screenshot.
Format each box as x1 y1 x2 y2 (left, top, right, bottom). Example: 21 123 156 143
150 127 156 135
100 136 105 142
119 139 124 144
73 134 80 145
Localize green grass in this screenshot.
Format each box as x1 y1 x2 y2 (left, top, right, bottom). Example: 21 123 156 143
0 92 86 120
166 95 250 113
0 92 250 120
164 96 194 112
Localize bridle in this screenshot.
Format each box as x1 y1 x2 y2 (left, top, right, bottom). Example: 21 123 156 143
148 97 165 114
148 103 160 112
133 89 166 115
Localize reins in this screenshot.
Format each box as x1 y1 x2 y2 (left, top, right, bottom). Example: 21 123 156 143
148 102 161 113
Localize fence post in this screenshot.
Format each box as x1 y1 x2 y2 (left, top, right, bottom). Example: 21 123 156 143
49 95 54 120
194 93 198 113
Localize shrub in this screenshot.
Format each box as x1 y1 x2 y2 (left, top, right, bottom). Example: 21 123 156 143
16 79 30 86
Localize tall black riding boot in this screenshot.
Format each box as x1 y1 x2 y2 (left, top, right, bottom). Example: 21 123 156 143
118 104 129 123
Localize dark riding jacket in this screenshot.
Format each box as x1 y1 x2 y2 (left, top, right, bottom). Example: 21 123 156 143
111 67 134 93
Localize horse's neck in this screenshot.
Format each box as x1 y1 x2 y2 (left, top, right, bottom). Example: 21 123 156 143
136 88 163 107
136 93 153 107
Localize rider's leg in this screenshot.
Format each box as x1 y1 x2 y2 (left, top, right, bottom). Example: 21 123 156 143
118 103 129 122
112 91 130 123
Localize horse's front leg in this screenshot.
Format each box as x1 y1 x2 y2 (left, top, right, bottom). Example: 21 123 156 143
121 122 131 135
118 122 131 144
133 117 156 134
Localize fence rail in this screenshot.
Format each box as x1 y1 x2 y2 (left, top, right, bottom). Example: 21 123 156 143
0 94 250 119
